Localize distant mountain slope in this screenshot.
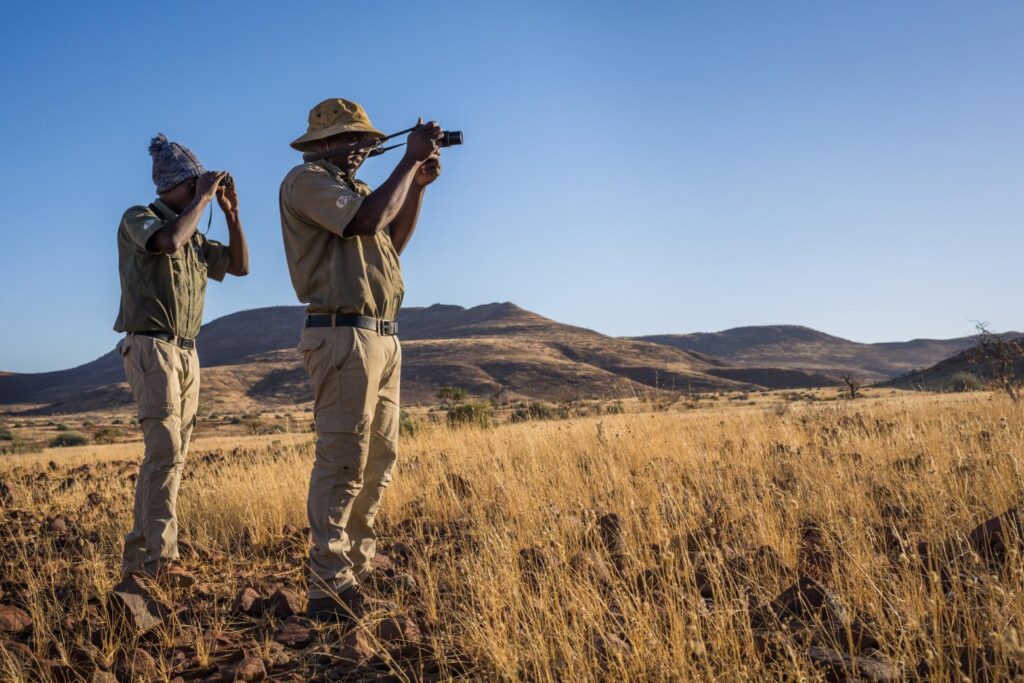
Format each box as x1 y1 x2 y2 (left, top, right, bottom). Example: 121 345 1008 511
0 303 760 413
634 325 1022 382
885 337 1024 390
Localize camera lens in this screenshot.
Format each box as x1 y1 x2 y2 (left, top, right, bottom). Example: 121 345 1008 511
440 131 463 147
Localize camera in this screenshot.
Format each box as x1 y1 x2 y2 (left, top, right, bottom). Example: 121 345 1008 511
439 131 463 148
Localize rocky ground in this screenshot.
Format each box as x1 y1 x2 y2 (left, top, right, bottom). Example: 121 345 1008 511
2 398 1024 681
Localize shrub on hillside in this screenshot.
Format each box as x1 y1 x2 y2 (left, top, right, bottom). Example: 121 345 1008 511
947 372 984 393
93 427 127 444
400 410 418 437
49 432 89 448
447 402 492 429
0 425 13 441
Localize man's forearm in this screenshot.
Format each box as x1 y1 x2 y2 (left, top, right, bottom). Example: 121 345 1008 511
389 185 425 255
344 156 420 237
225 212 250 276
149 194 212 253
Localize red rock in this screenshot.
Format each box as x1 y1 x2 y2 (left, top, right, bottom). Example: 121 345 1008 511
227 656 266 682
231 586 263 616
273 622 313 649
374 613 422 643
0 604 33 635
117 648 157 681
807 646 898 682
267 588 302 620
337 628 375 663
108 575 165 634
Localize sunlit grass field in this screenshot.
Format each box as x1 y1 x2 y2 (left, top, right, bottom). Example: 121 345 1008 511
1 390 1023 681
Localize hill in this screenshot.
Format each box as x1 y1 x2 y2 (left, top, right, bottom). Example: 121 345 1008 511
885 336 1024 391
1 303 785 414
634 325 1022 382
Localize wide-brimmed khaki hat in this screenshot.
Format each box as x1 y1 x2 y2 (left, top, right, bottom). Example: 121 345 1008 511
290 98 385 150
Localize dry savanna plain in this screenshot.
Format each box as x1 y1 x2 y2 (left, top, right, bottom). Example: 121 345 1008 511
1 389 1023 682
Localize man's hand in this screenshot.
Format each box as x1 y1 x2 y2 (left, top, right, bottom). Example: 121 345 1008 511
196 171 228 200
216 175 239 215
404 118 443 162
414 153 442 187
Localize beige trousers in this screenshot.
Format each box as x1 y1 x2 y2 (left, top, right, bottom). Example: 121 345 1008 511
298 326 401 599
119 334 200 575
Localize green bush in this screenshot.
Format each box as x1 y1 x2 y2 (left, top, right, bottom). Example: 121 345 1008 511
447 402 492 428
93 427 127 444
605 401 625 415
49 432 89 448
400 410 418 437
947 372 984 393
0 425 13 441
436 386 468 405
55 423 70 432
1 439 42 455
111 418 124 425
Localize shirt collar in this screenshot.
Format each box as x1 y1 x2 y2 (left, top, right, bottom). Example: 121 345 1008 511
151 198 178 220
315 160 359 189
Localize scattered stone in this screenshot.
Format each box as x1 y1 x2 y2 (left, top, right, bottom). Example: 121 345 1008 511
568 549 616 586
267 588 303 619
518 546 559 590
0 481 12 506
116 648 158 682
337 628 375 663
374 612 422 643
231 586 263 616
588 628 632 662
760 576 850 629
227 657 267 682
597 512 624 557
0 604 33 635
273 622 314 649
966 508 1022 567
39 659 78 683
108 575 166 634
87 492 103 506
58 477 78 492
798 522 834 581
46 515 69 533
807 646 899 682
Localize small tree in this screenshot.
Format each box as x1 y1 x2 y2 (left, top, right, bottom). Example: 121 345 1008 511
973 322 1024 401
436 386 467 408
840 372 862 399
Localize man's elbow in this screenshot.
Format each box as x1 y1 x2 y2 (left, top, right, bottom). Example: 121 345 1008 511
228 263 250 277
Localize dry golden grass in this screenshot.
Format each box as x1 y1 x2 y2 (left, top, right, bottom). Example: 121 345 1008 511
1 391 1023 681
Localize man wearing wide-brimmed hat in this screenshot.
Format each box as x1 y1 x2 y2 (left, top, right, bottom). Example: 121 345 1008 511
279 98 442 622
115 134 250 588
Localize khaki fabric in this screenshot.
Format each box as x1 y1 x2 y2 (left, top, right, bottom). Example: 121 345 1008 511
119 334 200 574
299 325 401 598
290 97 384 150
114 199 231 339
279 160 404 321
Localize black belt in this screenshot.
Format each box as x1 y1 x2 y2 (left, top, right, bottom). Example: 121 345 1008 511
132 331 196 350
305 314 399 336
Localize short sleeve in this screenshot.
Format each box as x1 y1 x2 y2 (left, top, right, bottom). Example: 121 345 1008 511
121 206 165 252
200 235 232 282
286 168 365 237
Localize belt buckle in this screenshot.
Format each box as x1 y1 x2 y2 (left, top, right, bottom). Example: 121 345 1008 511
379 320 394 335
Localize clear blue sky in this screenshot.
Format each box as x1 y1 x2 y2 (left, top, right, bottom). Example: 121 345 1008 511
1 1 1022 372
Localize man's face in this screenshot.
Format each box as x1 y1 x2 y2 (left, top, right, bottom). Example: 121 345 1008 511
159 176 198 212
322 132 379 175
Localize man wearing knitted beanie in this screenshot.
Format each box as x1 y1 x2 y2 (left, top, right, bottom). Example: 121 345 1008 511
113 134 250 588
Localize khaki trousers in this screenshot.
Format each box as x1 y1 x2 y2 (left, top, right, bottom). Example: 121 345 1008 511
298 325 401 599
119 334 200 575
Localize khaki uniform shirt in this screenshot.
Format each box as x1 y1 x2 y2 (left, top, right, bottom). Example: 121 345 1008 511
279 160 404 321
114 199 231 339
